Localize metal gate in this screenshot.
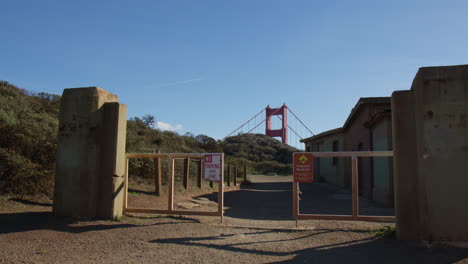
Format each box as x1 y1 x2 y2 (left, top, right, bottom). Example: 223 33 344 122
293 151 395 222
123 153 224 222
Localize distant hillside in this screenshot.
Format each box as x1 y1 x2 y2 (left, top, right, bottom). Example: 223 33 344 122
223 133 299 175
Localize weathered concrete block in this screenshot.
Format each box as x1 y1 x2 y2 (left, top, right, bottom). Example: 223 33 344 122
392 65 468 241
53 87 127 219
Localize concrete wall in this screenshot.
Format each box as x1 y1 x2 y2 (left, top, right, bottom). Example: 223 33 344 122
371 118 394 207
392 65 468 241
53 87 127 219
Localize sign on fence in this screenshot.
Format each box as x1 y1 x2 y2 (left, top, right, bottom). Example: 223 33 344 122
293 153 313 183
204 153 222 181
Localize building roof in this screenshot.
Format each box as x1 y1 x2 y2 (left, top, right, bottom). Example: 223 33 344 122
343 97 391 129
364 108 392 128
300 127 343 143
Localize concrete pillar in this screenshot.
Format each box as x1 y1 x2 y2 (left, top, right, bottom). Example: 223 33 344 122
53 87 127 219
392 65 468 241
391 90 421 240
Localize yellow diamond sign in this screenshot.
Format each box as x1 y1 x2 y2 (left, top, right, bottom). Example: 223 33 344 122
299 154 308 164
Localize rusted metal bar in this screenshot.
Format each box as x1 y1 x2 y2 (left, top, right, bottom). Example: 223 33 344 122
293 181 299 220
227 165 231 187
219 153 224 223
296 214 395 222
124 208 220 216
124 158 129 210
127 153 205 159
234 164 238 186
198 159 203 189
352 156 359 219
154 150 162 196
168 158 174 211
183 158 190 190
306 151 393 158
244 165 247 182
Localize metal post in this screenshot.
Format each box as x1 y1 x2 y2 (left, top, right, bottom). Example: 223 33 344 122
244 165 247 182
124 158 129 211
293 181 299 224
351 156 359 219
168 157 175 211
219 153 225 223
155 150 162 196
227 165 231 187
234 164 238 186
198 159 203 189
183 158 190 190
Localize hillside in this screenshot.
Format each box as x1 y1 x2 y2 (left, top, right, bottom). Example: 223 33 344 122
0 81 298 196
223 133 298 175
0 81 60 195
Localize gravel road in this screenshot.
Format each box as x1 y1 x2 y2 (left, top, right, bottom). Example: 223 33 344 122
0 175 467 263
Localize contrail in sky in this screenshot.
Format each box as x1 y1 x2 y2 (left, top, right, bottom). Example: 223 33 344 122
156 78 203 88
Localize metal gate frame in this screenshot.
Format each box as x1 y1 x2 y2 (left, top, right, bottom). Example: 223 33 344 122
123 153 224 222
293 151 395 222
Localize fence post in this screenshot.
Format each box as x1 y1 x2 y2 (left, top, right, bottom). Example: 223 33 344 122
351 156 359 219
183 158 190 190
198 159 203 189
227 165 231 187
234 164 238 186
155 150 162 196
168 157 174 210
244 165 247 182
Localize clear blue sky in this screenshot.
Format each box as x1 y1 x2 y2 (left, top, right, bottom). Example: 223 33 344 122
1 0 467 148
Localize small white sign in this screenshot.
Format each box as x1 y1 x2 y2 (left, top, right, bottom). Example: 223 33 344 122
204 153 222 181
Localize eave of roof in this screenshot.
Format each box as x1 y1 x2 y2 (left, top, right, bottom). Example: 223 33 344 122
300 127 343 143
343 97 391 129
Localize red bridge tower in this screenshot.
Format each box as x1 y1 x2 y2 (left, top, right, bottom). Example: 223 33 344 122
265 104 288 144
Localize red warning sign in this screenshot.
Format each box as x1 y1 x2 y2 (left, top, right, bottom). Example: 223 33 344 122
293 153 313 183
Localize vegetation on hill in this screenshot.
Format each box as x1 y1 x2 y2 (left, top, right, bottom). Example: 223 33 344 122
223 133 298 175
0 81 60 195
0 81 297 196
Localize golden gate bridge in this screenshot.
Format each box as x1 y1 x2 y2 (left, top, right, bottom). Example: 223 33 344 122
224 104 315 149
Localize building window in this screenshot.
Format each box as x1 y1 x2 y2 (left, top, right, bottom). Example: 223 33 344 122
332 140 339 165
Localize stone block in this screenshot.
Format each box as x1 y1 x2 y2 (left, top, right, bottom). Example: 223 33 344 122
53 87 127 219
392 65 468 241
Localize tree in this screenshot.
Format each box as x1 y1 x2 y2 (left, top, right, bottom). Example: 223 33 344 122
142 114 155 128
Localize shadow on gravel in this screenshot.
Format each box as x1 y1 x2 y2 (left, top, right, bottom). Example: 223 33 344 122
0 211 197 235
128 188 157 196
271 239 468 264
222 181 293 220
149 229 468 264
9 198 52 207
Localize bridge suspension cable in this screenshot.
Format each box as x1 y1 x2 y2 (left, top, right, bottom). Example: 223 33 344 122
287 107 315 136
224 104 315 149
223 107 266 139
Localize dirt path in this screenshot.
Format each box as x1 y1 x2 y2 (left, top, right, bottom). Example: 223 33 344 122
0 176 467 263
